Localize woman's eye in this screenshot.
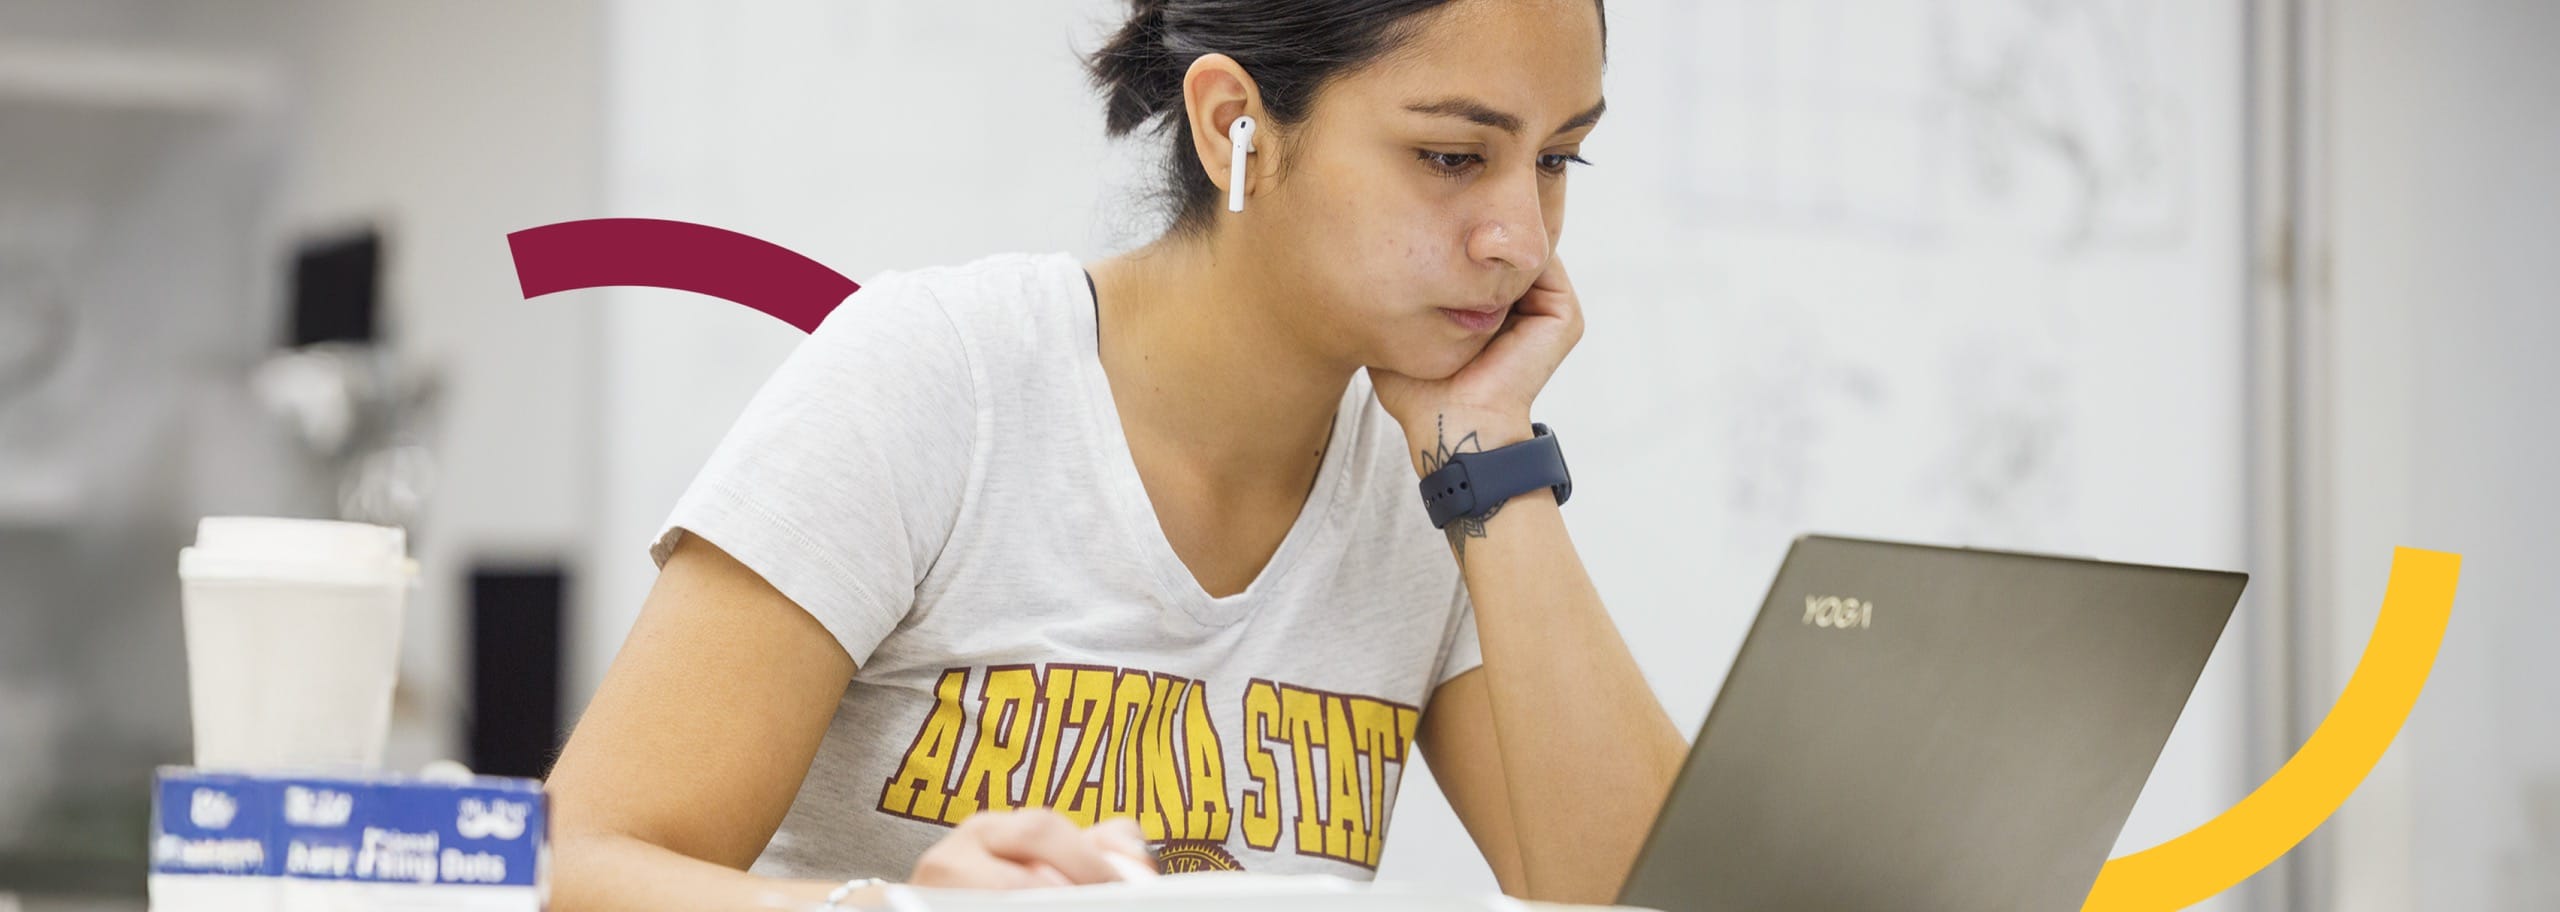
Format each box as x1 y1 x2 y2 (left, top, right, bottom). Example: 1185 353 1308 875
1539 152 1594 175
1417 149 1594 177
1418 150 1484 175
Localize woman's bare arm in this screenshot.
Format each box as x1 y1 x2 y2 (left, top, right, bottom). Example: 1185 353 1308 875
1413 669 1528 895
545 534 1155 911
1409 438 1686 904
544 533 855 912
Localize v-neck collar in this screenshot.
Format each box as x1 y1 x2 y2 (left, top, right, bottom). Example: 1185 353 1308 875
1067 256 1355 625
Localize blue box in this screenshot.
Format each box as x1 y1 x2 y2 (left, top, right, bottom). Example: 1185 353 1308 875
150 767 547 911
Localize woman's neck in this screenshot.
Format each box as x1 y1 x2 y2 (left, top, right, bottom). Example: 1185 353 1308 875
1087 233 1352 491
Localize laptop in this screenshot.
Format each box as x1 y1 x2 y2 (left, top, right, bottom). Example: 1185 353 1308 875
1616 535 2246 911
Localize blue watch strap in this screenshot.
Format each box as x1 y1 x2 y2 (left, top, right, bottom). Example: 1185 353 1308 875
1419 422 1572 529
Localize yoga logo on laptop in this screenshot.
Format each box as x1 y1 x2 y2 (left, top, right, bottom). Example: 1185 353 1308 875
1802 595 1874 630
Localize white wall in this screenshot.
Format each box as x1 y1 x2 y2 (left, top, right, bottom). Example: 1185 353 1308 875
2327 0 2560 908
582 0 2254 896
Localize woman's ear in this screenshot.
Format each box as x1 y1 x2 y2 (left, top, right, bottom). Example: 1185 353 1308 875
1181 54 1271 208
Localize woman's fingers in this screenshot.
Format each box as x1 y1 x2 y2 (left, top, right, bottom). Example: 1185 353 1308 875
910 837 1056 889
1086 817 1160 879
1516 255 1575 316
1089 817 1146 854
967 811 1130 885
908 810 1164 889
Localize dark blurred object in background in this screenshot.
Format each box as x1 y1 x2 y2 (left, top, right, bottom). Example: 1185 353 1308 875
287 229 380 348
253 226 441 531
467 562 568 780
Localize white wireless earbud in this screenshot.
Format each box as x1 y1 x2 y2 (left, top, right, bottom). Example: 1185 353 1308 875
1226 115 1256 213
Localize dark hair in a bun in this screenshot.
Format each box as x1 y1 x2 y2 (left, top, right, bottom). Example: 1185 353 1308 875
1084 0 1606 238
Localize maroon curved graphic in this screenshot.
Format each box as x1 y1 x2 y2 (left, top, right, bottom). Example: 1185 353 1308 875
506 218 855 333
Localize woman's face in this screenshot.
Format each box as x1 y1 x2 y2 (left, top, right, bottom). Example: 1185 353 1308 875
1244 0 1606 381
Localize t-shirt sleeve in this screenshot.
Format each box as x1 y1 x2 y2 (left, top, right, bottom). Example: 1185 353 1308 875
647 272 977 667
1435 578 1485 688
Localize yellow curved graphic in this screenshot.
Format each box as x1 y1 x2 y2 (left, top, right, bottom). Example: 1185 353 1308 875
2081 547 2461 911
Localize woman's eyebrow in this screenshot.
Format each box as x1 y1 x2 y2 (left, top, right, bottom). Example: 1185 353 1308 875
1404 96 1607 137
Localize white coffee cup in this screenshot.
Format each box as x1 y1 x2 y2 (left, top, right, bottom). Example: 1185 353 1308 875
177 516 418 772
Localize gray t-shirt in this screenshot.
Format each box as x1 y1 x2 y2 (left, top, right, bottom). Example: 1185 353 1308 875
648 251 1481 880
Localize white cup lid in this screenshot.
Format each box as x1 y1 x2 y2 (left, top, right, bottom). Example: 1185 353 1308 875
179 516 418 587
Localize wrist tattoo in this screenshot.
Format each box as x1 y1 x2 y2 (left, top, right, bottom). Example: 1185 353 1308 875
1418 413 1500 562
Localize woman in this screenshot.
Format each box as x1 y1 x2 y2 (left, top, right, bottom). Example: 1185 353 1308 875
546 0 1684 906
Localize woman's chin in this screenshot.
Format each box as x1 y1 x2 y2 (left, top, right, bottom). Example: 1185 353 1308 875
1374 347 1475 383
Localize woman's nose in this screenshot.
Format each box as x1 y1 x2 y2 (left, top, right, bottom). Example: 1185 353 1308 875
1466 175 1550 275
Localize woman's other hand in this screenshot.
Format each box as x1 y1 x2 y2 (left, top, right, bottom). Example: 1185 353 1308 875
1382 254 1576 453
1373 255 1586 454
907 812 1159 889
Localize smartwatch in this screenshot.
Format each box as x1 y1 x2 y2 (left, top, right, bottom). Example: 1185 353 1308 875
1418 422 1572 529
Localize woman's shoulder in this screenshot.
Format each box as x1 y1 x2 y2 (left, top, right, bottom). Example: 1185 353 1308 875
858 251 1078 313
842 250 1084 351
786 252 1072 413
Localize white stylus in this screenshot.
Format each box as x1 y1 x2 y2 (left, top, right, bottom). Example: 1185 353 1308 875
1105 849 1161 882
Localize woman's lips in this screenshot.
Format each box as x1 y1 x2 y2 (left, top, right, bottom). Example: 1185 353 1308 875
1440 306 1506 334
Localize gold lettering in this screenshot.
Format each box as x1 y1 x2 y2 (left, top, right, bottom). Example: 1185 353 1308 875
1351 697 1406 865
1277 684 1330 855
878 669 969 820
1024 665 1076 809
943 666 1038 823
1099 669 1153 824
1055 668 1119 825
1140 677 1192 840
1323 696 1367 862
1238 680 1284 850
1183 681 1232 842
